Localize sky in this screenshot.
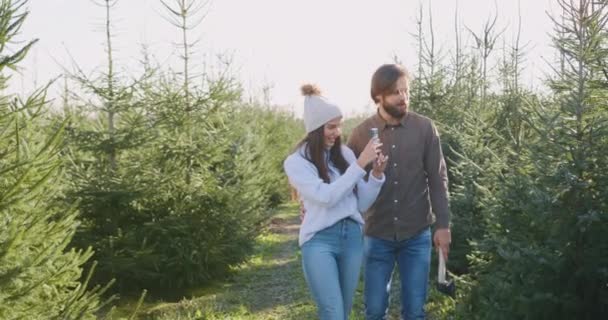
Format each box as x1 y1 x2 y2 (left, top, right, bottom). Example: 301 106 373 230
11 0 560 118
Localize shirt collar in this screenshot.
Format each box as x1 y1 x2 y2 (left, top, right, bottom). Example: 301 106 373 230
372 110 409 129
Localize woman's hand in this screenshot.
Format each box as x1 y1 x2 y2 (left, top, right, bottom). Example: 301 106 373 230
356 139 382 169
371 152 388 178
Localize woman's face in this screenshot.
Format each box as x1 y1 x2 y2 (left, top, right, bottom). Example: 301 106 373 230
323 116 343 149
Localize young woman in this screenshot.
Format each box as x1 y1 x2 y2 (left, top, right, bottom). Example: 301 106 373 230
284 84 388 320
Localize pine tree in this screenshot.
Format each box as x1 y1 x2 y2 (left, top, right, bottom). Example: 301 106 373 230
63 0 153 292
462 1 608 318
0 1 111 318
61 0 302 293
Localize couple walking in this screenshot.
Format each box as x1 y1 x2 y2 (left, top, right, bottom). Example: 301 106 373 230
284 63 451 320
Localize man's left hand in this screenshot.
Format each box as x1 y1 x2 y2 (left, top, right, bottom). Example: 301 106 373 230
434 228 451 261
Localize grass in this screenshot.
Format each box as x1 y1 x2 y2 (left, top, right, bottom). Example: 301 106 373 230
115 203 316 319
110 203 459 319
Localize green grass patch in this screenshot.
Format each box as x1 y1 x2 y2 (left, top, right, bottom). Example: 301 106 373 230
118 203 319 319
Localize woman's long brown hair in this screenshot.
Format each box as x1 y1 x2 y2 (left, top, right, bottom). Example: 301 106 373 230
296 125 349 183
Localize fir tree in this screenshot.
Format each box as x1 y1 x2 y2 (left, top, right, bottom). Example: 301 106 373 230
0 1 111 318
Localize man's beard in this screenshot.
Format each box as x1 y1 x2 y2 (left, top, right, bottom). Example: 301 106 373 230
381 101 407 119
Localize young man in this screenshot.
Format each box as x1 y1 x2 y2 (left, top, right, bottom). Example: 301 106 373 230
347 64 451 320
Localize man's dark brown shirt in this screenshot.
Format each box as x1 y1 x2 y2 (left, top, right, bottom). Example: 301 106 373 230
347 111 450 240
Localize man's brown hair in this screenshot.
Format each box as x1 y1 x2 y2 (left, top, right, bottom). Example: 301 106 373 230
370 64 412 103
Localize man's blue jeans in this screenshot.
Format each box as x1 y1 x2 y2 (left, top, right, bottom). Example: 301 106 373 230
363 228 432 320
301 218 364 320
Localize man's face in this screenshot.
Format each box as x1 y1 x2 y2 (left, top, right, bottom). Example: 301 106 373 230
378 76 410 119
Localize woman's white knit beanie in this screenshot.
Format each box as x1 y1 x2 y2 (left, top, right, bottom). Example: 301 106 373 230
301 84 343 133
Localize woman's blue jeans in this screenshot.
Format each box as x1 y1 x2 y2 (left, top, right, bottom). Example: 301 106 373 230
301 218 364 320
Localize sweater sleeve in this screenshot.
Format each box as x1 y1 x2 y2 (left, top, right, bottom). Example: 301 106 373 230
284 152 366 208
356 173 385 213
341 146 385 213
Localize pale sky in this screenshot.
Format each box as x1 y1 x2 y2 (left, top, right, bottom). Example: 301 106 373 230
13 0 559 117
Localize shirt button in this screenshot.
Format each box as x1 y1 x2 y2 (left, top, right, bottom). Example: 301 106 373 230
393 163 398 167
394 181 398 185
394 217 398 221
391 127 395 131
392 145 396 149
394 199 398 203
